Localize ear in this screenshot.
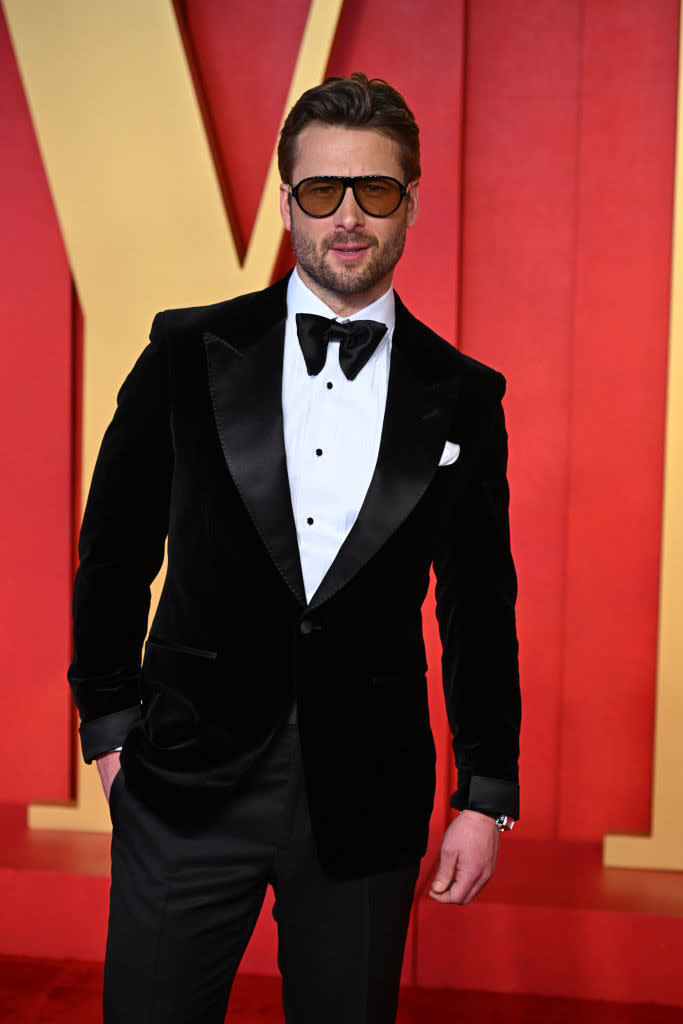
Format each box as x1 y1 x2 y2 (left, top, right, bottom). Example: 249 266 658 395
280 183 293 232
406 179 420 228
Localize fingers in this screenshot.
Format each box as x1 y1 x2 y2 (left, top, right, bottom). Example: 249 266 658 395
96 750 121 802
429 863 493 905
430 846 458 896
429 812 500 905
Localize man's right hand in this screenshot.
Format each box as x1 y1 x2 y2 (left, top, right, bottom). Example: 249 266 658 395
96 750 121 802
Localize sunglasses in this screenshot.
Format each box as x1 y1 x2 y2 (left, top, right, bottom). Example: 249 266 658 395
289 175 409 218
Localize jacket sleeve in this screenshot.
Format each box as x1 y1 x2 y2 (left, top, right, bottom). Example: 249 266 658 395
433 372 521 820
67 315 173 762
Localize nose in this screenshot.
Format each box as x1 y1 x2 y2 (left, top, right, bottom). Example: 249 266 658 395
332 183 365 231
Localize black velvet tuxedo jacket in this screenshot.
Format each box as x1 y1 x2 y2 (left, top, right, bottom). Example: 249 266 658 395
68 272 520 877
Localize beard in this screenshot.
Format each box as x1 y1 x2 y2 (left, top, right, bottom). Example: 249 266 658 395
290 214 408 297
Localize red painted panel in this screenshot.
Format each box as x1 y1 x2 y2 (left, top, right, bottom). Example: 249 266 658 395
460 0 584 835
416 899 683 1005
0 10 73 803
559 0 678 839
460 0 677 840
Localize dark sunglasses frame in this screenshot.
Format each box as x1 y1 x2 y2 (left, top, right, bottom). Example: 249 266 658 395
289 175 409 218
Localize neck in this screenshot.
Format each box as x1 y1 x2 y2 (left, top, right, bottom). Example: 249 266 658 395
295 265 393 317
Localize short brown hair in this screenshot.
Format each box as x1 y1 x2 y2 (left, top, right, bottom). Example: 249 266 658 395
278 72 420 185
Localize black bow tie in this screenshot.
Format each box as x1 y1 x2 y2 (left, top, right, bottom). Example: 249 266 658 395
295 313 388 381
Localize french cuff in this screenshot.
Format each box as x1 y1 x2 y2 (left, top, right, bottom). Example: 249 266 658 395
451 774 519 820
79 705 141 764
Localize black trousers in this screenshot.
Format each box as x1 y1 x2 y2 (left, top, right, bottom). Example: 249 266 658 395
103 725 420 1023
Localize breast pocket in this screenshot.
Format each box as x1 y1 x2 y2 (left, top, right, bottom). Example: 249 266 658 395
437 441 461 467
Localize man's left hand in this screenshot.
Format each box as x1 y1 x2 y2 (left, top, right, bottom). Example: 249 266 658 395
429 810 499 905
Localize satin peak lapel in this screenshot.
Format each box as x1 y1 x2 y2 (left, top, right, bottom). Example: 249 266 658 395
204 320 306 607
308 337 460 612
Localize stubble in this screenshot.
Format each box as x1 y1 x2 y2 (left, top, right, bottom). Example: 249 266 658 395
290 215 408 298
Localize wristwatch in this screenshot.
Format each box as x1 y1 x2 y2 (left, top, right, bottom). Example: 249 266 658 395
494 814 515 832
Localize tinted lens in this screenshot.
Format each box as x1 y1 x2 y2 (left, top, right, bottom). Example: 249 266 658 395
294 177 405 217
296 178 345 216
354 177 403 215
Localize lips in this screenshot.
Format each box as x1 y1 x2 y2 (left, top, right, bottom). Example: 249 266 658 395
326 234 375 251
326 237 374 262
330 246 369 262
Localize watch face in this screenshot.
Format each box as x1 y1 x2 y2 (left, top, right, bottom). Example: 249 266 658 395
495 815 515 832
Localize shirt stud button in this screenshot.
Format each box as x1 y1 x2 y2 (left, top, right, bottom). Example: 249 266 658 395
315 448 323 457
326 381 333 389
306 516 314 525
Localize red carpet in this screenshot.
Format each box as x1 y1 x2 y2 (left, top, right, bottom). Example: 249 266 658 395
4 823 683 1010
1 957 682 1023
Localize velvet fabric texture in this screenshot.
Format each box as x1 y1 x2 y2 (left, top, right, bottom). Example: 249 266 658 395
68 273 520 878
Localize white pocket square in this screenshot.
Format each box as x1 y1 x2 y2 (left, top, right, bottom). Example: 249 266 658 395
438 441 461 467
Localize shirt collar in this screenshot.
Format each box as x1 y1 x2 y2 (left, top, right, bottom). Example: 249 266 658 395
287 267 395 330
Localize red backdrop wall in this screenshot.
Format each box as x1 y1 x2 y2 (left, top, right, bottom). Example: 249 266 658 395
0 0 678 844
0 9 75 803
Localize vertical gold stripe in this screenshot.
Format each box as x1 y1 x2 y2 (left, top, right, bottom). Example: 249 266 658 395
603 0 683 870
2 0 343 831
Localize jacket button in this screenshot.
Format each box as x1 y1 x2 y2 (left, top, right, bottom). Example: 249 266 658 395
299 619 314 635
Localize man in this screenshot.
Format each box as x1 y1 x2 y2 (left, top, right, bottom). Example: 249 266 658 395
68 73 520 1023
